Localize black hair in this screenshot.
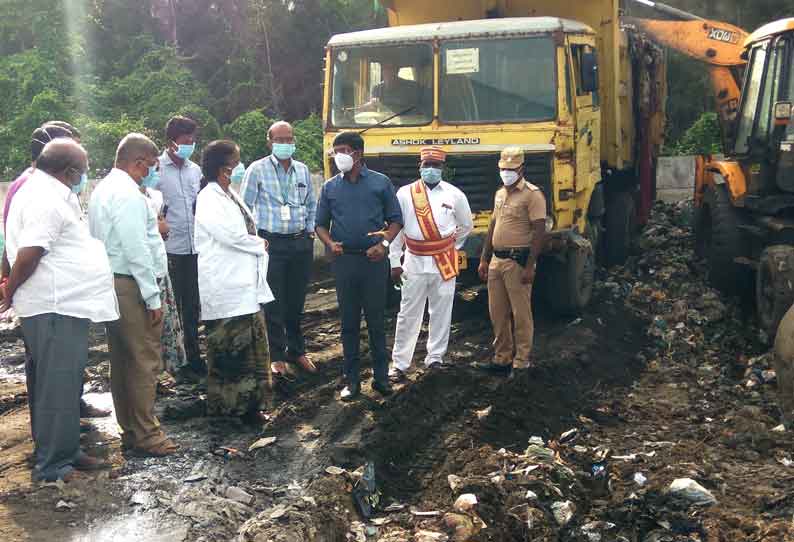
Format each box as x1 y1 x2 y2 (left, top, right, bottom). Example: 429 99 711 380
166 115 198 141
200 140 239 190
44 121 81 139
36 141 84 177
30 124 74 162
332 131 364 152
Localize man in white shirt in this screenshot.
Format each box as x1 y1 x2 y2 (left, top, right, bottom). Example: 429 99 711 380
388 146 473 382
89 133 179 457
2 139 118 482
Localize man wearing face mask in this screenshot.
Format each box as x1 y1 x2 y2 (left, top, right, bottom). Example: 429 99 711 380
477 147 547 376
88 133 179 457
388 147 473 382
241 121 317 377
316 131 403 400
3 139 118 481
155 116 204 378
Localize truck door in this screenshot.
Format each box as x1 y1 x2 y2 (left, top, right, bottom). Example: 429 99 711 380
569 41 601 224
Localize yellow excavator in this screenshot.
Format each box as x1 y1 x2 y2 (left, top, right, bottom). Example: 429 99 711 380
627 0 794 337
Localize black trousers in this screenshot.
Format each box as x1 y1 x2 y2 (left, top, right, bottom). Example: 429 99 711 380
167 253 202 368
332 254 389 387
258 231 314 362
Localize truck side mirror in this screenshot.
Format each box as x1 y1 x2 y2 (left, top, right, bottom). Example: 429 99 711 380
774 101 793 123
581 52 599 94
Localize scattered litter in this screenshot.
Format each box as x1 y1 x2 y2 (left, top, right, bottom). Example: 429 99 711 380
525 490 538 500
525 444 555 462
777 457 794 467
447 474 462 491
383 502 406 513
213 446 244 459
325 466 346 475
528 436 545 446
352 462 380 519
773 424 787 433
226 486 255 506
633 472 647 486
475 406 492 419
56 500 75 510
269 504 288 519
248 436 277 452
130 490 155 507
414 531 448 542
560 428 579 444
668 478 717 505
411 508 442 517
551 500 575 526
453 493 477 512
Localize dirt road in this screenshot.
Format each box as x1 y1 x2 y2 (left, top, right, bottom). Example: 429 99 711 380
2 201 794 541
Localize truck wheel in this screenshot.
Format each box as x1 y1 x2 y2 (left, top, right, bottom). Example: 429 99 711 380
605 191 635 266
756 245 794 340
547 241 595 316
700 184 751 295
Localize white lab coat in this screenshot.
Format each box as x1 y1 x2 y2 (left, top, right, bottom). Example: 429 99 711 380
194 182 274 321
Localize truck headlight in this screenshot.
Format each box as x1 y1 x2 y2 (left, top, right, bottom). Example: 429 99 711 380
545 216 555 232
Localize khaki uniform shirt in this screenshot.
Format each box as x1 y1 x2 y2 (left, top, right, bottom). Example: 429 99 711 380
492 179 546 250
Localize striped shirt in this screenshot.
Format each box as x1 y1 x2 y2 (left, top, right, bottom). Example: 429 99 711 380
240 155 316 234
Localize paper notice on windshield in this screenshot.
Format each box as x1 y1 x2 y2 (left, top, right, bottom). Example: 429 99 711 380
446 48 479 74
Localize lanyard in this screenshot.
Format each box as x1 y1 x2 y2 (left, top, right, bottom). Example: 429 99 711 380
271 159 293 205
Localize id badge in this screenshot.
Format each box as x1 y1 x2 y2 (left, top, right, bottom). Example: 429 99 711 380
280 205 291 221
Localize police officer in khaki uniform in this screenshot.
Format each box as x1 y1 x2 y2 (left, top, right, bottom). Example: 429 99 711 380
476 147 547 375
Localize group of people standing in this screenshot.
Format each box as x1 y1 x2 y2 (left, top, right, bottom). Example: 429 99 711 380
0 115 546 483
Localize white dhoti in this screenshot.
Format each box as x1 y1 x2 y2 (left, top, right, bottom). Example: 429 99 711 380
391 271 456 371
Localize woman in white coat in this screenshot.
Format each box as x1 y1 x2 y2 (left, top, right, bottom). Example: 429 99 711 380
195 140 274 421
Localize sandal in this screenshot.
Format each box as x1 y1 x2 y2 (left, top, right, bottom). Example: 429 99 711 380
130 439 181 458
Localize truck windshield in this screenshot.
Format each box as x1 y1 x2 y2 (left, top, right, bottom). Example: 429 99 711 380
440 37 557 123
330 44 433 128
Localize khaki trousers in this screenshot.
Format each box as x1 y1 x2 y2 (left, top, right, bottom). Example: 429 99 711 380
107 276 167 449
488 257 534 368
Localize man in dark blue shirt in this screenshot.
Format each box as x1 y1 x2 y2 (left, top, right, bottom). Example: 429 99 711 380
316 132 403 401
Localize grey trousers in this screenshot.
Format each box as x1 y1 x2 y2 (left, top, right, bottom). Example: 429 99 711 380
21 313 89 482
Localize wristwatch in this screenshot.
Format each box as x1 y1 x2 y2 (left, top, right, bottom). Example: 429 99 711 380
381 239 390 248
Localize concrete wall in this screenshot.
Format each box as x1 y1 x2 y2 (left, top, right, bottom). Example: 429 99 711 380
656 156 695 203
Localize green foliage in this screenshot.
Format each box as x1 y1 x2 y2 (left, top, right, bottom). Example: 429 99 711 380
293 114 324 172
75 115 151 175
224 110 273 166
664 112 723 156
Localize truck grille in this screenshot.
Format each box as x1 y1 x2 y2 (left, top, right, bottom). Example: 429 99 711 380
365 152 553 213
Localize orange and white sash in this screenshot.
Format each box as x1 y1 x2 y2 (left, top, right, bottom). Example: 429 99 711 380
406 180 458 281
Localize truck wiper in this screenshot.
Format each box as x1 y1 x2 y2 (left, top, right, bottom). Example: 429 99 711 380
359 105 417 134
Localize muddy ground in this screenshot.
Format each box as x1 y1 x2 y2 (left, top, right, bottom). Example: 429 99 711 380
2 201 794 541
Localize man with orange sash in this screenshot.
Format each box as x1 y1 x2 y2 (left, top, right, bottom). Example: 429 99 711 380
389 146 473 381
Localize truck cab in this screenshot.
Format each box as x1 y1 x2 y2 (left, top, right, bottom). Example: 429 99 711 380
322 5 666 314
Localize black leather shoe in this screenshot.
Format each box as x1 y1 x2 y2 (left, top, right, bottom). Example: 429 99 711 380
372 381 393 397
340 383 361 401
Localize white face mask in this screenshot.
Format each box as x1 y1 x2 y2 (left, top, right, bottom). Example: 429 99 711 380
334 152 355 173
500 170 520 186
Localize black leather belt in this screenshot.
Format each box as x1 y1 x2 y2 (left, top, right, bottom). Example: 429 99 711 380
259 230 307 240
493 248 531 265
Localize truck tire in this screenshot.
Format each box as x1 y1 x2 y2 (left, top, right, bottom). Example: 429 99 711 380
756 245 794 340
547 242 595 316
700 184 751 295
605 191 635 266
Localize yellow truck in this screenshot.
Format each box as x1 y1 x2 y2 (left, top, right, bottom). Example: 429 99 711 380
322 0 666 313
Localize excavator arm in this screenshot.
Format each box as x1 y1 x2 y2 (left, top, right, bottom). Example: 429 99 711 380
624 0 748 135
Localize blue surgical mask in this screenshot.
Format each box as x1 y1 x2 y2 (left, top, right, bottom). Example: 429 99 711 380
230 163 246 185
175 143 195 160
420 167 443 186
72 172 88 195
141 165 160 188
272 143 296 161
